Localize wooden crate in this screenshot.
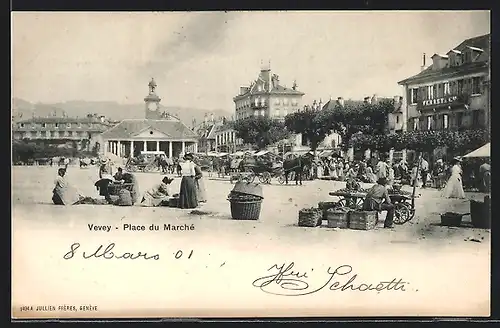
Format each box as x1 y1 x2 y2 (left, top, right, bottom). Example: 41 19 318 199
298 208 323 227
325 209 349 229
348 211 378 230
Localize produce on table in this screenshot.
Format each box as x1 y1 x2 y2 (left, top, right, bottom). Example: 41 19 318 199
334 187 370 194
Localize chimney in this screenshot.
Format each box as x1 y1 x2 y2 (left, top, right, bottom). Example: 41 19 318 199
337 97 344 106
364 97 371 104
204 113 208 125
318 98 323 109
421 53 427 71
210 113 214 122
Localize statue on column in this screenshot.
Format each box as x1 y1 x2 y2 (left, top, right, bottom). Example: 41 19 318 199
148 78 157 94
292 80 298 90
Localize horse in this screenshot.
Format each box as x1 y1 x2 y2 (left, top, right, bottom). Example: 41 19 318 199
282 153 315 185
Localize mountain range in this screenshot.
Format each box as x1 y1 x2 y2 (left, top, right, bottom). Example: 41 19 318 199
11 98 232 128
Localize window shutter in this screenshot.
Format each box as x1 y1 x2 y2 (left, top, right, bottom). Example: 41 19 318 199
436 114 443 130
419 116 426 130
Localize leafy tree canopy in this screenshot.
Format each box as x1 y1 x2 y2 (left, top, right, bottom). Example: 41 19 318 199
230 116 290 150
284 108 332 151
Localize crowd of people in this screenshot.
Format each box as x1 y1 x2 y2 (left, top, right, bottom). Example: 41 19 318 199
312 155 490 196
51 153 207 209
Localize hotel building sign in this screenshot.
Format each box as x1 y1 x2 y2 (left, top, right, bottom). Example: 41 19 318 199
418 95 463 110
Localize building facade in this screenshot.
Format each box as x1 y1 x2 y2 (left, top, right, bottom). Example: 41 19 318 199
233 62 305 121
12 115 112 152
100 79 198 158
398 34 490 134
214 123 244 153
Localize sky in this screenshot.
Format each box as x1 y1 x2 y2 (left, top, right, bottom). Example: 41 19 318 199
12 11 490 112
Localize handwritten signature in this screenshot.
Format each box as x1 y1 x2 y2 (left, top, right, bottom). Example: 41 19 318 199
252 262 408 296
63 242 160 260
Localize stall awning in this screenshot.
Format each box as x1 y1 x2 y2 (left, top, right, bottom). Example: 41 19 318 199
463 143 490 158
319 150 333 158
231 151 245 157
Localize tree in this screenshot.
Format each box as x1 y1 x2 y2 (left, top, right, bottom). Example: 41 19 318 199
349 128 490 156
230 116 290 150
284 108 331 152
318 99 394 149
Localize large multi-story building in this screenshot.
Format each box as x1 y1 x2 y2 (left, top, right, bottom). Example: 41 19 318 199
12 114 113 152
398 33 490 134
233 62 305 121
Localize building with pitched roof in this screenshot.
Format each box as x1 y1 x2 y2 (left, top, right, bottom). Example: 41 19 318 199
233 62 305 121
12 114 113 152
398 33 490 133
100 79 198 158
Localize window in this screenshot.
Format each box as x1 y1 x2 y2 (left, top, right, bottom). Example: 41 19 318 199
258 85 262 92
458 79 464 94
472 77 482 95
396 115 399 124
432 85 438 99
260 109 265 117
20 123 25 128
42 123 46 128
444 82 451 95
78 123 82 128
291 99 298 106
413 118 418 131
275 108 280 117
283 109 288 116
260 98 266 107
283 98 289 105
254 98 259 106
426 85 434 100
55 123 59 128
456 112 464 127
274 98 280 105
253 110 258 117
427 116 433 130
410 88 418 104
443 114 449 129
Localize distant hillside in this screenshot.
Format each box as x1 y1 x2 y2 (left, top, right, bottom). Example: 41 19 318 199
11 98 232 128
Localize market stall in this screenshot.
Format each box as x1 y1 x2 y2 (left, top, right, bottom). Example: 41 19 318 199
328 186 418 225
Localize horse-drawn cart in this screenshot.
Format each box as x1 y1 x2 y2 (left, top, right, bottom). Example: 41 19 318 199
125 156 158 173
328 188 418 225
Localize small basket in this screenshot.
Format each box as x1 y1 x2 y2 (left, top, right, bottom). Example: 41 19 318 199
168 197 179 208
325 209 349 228
349 211 378 230
440 212 466 227
229 199 262 220
298 208 323 227
318 201 340 219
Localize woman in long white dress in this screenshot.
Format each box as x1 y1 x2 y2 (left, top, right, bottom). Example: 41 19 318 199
442 157 466 199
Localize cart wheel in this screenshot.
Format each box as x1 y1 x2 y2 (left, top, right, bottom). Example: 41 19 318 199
230 175 236 184
248 174 256 183
277 174 285 184
260 172 271 184
394 203 411 225
355 197 364 210
408 208 416 222
337 198 347 208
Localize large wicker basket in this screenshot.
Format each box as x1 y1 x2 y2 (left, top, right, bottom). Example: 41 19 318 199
229 199 262 220
325 209 349 229
298 208 323 227
348 211 378 230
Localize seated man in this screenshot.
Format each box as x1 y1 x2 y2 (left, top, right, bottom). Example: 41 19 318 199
362 177 395 228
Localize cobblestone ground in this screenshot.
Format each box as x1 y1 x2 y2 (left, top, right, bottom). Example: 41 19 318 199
12 165 490 316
